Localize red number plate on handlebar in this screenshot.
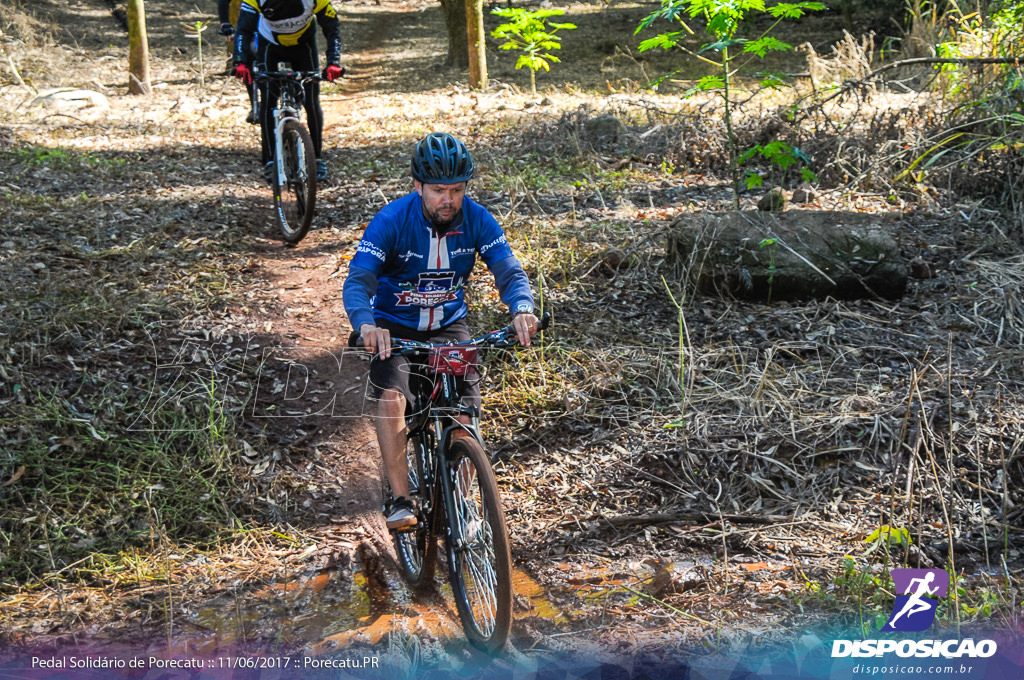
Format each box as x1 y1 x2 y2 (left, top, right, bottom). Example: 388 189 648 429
427 347 479 376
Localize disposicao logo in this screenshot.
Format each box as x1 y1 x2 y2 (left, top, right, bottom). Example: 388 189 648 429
831 568 998 659
883 568 949 632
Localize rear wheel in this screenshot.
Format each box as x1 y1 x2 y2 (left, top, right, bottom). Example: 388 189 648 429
393 433 436 589
272 118 316 245
444 437 512 653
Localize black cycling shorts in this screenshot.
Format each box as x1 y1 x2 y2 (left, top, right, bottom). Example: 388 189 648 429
367 319 482 412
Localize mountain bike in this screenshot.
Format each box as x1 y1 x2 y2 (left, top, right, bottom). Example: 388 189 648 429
349 313 550 653
253 69 322 246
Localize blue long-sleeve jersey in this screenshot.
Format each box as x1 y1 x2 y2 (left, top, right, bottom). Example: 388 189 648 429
343 191 534 333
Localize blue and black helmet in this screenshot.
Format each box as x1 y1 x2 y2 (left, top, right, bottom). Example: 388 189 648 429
411 132 475 184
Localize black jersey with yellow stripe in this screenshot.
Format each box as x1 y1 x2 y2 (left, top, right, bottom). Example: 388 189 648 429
235 0 342 64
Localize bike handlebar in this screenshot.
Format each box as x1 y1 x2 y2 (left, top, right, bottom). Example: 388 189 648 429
348 312 552 353
253 69 333 83
250 69 319 82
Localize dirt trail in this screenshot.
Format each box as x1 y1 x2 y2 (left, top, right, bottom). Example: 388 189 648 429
211 0 500 651
2 0 512 656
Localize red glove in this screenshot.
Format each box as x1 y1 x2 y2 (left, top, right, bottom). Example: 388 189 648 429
232 63 252 85
323 65 345 82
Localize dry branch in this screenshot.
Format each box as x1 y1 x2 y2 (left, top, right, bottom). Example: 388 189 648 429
807 56 1024 112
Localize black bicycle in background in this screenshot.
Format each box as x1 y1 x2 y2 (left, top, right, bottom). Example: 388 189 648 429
350 313 551 653
253 69 321 246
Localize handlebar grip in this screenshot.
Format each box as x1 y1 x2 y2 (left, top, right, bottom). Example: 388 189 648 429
538 311 552 332
348 329 363 348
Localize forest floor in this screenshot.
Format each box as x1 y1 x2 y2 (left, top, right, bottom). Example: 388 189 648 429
1 0 1022 676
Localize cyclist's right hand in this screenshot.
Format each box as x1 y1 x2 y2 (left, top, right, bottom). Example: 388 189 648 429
232 63 252 85
218 22 235 36
359 324 392 359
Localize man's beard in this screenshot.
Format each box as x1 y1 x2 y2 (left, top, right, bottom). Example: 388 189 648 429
425 205 461 231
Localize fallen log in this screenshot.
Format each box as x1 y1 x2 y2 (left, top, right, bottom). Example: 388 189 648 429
666 209 908 301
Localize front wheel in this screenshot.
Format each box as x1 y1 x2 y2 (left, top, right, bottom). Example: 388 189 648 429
272 118 316 245
444 437 512 654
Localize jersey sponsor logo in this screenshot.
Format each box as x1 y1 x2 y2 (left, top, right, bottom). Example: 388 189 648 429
318 1 337 18
356 241 387 262
399 250 425 262
395 272 460 307
448 247 475 259
479 234 508 255
261 0 314 33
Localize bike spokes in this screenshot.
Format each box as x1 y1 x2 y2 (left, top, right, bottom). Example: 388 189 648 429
452 463 500 634
445 438 511 652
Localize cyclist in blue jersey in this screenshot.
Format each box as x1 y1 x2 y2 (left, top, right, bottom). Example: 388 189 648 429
343 133 540 529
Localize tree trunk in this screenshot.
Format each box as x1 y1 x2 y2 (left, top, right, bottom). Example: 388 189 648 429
127 0 151 95
440 0 468 68
465 0 487 90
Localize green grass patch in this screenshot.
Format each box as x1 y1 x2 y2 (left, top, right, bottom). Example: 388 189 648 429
10 145 130 175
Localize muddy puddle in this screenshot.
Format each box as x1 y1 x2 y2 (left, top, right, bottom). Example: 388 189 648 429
187 567 569 651
186 559 719 652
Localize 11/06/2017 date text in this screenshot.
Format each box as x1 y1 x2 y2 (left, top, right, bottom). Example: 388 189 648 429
219 656 381 670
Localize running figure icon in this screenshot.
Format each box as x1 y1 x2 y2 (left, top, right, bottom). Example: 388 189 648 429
882 568 950 632
887 572 938 627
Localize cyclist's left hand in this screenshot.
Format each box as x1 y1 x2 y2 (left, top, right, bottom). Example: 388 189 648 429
323 65 345 82
513 312 539 347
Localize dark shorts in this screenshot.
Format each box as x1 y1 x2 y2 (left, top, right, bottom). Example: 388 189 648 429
367 319 482 412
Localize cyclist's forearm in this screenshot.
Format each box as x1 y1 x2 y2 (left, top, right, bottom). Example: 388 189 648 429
343 266 379 331
489 256 535 316
316 11 343 65
233 8 258 63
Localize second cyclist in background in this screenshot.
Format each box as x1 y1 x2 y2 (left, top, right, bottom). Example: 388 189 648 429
231 0 345 183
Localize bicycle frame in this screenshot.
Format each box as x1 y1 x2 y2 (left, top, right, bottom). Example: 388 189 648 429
406 362 483 548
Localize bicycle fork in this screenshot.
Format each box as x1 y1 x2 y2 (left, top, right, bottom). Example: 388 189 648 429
435 438 467 551
271 113 302 187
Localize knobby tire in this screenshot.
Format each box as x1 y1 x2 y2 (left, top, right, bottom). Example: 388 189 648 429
272 118 316 245
444 437 512 654
393 432 437 589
